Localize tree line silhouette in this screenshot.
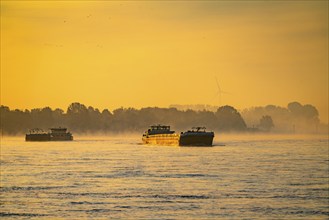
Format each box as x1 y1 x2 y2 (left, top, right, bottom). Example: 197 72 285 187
0 101 322 135
241 102 321 133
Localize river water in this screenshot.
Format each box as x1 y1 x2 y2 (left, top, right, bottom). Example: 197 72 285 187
0 135 328 219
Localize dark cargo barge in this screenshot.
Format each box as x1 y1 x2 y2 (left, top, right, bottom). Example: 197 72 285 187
179 127 214 146
25 127 73 141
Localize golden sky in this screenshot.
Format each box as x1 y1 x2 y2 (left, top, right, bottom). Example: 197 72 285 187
1 1 328 122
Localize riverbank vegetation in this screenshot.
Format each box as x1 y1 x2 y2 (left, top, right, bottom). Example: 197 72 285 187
0 102 325 135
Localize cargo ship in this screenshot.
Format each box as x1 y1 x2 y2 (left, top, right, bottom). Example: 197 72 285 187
25 128 50 141
179 127 214 146
25 127 73 141
142 125 214 146
142 125 179 145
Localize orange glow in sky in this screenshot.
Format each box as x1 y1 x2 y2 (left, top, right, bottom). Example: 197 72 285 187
1 1 328 123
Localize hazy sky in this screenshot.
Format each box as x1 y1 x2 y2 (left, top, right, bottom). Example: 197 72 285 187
1 1 328 122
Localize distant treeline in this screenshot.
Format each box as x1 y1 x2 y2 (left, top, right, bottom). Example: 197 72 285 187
0 102 324 135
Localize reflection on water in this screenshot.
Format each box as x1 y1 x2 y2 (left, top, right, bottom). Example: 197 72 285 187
0 135 328 219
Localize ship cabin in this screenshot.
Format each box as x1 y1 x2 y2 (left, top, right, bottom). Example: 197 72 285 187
191 127 207 132
49 127 73 141
146 124 175 135
50 127 68 134
182 127 207 134
181 127 214 136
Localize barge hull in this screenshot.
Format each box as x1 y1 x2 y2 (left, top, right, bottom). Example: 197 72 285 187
179 135 214 146
142 135 179 146
25 134 50 141
50 135 73 141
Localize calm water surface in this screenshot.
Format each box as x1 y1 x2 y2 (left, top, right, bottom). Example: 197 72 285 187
1 135 328 219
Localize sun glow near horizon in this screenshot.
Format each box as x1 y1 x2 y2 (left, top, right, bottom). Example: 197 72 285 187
1 1 328 123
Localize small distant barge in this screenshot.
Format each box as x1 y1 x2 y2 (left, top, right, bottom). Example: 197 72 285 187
179 127 214 146
25 127 73 141
142 125 214 146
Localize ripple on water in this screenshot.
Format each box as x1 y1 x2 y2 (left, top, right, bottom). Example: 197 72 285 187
0 137 328 219
0 212 48 217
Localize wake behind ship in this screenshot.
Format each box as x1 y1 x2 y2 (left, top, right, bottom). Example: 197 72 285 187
25 127 73 141
142 125 179 145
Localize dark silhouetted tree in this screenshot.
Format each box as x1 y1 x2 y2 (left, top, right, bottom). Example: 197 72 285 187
215 105 246 131
66 102 89 132
52 108 65 127
288 102 320 133
302 104 319 121
87 106 102 131
288 102 304 117
259 115 274 132
101 109 112 131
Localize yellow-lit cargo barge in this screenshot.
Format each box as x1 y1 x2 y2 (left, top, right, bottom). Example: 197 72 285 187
142 125 179 146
